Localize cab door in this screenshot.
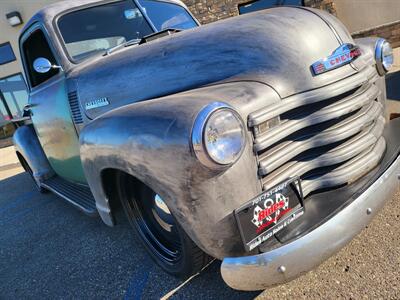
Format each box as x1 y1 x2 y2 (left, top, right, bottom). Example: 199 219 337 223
21 24 86 184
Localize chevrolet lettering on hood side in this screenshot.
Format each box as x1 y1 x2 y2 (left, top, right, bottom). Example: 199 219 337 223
13 0 399 291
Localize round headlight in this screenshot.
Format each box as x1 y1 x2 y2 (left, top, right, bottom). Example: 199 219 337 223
375 38 393 75
192 102 246 168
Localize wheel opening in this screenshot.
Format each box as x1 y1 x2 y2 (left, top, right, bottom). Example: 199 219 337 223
109 171 183 264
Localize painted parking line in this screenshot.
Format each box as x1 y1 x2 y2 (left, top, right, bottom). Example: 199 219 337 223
160 259 216 299
124 257 152 300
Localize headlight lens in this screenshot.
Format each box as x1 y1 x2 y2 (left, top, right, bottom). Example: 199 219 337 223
192 102 246 168
204 109 245 165
382 41 394 71
375 38 393 75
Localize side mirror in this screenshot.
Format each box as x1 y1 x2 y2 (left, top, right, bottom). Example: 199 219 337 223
23 104 34 117
33 57 61 73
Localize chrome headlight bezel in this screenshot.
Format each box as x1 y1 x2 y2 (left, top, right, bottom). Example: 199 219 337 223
191 102 246 169
375 38 393 76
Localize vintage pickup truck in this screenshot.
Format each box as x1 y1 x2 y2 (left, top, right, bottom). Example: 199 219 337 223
14 0 398 291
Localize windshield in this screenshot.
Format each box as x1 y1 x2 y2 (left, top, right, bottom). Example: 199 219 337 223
58 0 153 62
137 0 198 30
58 0 197 63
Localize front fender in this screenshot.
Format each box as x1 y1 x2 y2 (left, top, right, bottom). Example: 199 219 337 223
80 81 280 258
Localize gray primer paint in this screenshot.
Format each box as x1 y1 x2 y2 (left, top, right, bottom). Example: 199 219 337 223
80 81 280 258
74 7 370 258
70 7 357 121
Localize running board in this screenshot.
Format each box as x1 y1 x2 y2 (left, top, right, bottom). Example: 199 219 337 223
41 176 98 216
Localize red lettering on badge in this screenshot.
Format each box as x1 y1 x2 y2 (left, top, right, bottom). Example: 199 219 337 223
256 207 292 234
258 200 285 222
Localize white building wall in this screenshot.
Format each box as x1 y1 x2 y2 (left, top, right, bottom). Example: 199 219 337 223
335 0 400 33
0 0 60 79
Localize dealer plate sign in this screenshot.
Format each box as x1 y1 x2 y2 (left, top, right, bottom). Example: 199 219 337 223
234 177 305 251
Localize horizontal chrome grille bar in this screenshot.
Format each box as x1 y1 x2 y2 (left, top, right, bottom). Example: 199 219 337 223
300 137 386 197
248 64 377 127
258 101 384 175
261 117 385 191
254 83 380 152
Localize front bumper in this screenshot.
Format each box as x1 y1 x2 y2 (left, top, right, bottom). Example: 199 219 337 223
221 150 400 291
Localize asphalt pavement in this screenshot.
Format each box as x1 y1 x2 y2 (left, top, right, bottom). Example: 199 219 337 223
0 171 261 299
1 66 400 300
0 155 399 299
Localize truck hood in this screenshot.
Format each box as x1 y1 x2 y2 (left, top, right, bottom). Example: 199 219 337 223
71 6 356 120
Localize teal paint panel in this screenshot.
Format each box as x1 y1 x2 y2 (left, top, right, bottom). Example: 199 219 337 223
30 76 87 184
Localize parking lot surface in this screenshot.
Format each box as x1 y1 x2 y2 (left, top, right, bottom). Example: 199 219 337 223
0 168 399 299
0 171 260 299
1 69 400 299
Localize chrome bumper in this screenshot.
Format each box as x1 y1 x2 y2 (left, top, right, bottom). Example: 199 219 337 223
221 154 400 291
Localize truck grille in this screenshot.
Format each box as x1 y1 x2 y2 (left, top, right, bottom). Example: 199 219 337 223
248 63 386 197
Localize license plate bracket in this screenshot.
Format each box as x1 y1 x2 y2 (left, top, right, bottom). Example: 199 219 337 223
234 177 305 252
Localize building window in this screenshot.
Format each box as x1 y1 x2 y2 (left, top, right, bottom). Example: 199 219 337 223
0 42 16 65
0 73 29 122
238 0 303 14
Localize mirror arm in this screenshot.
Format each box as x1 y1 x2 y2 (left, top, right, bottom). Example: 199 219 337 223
51 65 63 71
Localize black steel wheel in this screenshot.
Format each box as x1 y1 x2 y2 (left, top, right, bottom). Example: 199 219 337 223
118 174 211 278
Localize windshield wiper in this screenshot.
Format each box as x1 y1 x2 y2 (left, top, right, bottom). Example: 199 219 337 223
105 38 141 56
105 29 182 56
140 28 181 43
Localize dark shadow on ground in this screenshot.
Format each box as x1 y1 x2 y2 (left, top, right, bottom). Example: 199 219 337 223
0 172 260 299
386 70 400 100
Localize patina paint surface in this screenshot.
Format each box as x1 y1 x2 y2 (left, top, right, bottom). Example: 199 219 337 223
30 76 86 183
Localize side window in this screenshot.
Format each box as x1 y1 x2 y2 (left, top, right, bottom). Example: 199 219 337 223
22 29 59 87
137 0 198 30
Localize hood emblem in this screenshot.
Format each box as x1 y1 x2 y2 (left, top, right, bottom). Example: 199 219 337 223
85 97 110 110
311 43 362 75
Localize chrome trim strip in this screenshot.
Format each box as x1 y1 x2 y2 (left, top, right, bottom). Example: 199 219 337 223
221 151 400 291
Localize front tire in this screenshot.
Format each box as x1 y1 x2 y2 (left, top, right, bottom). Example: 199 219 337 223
117 174 211 278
